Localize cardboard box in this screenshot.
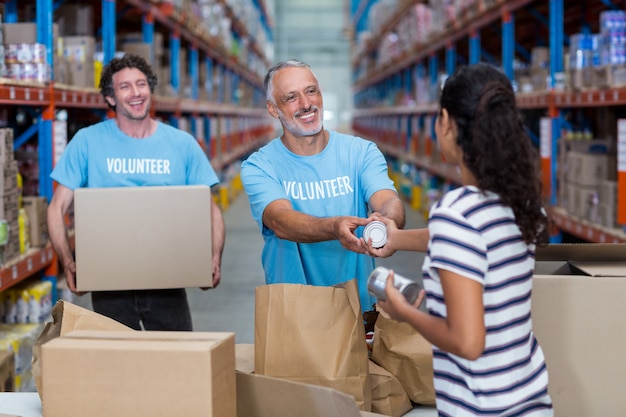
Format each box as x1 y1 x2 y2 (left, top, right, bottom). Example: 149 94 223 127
530 67 549 91
533 244 626 416
0 350 15 392
234 344 388 417
0 161 18 197
237 372 387 417
121 42 153 65
569 67 593 91
597 202 617 229
531 47 550 69
593 64 626 89
62 36 95 88
0 128 14 165
22 196 48 247
56 3 94 36
3 23 38 45
41 330 236 417
74 185 214 292
568 151 610 186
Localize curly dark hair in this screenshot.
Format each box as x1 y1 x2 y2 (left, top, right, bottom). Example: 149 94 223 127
439 63 549 246
99 53 158 110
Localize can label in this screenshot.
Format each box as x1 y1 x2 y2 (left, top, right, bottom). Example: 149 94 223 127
367 266 421 304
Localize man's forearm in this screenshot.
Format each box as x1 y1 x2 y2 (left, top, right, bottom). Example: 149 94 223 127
47 211 74 268
211 200 225 261
378 197 406 229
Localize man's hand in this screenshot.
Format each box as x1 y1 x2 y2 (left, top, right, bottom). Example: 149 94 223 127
64 260 86 295
334 215 371 254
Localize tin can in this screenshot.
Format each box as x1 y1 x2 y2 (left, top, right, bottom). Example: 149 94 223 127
367 266 421 304
363 220 387 248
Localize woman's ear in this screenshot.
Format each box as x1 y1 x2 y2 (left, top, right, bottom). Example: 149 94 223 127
438 108 451 133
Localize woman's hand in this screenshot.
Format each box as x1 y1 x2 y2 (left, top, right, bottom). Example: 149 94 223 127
377 269 425 322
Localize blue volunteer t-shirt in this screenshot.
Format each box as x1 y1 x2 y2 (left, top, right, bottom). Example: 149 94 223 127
241 130 396 311
51 119 219 189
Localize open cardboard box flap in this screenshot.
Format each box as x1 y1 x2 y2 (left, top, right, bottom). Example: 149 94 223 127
236 372 386 417
235 343 386 417
535 243 626 277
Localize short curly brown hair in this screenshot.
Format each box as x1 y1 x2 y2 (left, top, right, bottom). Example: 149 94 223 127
99 53 158 110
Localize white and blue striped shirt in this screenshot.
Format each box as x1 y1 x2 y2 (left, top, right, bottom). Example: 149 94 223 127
422 186 553 416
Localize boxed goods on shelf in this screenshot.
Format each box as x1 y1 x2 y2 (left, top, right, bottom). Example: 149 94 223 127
593 64 626 89
55 3 94 37
61 36 96 89
3 23 39 45
597 180 618 228
22 196 47 248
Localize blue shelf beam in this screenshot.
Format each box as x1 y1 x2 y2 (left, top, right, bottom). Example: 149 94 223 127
429 54 438 89
446 43 456 75
205 57 214 101
550 0 564 82
170 30 181 94
404 67 413 97
36 0 54 71
14 123 39 150
142 12 155 64
5 0 18 23
502 9 514 80
190 45 199 100
469 29 481 64
103 0 116 65
352 0 375 35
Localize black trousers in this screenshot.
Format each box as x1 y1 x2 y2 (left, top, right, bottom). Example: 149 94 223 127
91 288 192 331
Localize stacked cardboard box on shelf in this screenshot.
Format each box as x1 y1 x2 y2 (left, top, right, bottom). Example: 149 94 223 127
22 196 47 248
61 36 96 89
557 138 617 228
0 128 20 265
530 46 550 92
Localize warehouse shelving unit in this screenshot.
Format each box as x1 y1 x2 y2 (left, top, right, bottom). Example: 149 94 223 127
351 0 626 244
0 0 274 293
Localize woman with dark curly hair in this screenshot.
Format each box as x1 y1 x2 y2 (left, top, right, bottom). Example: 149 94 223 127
363 63 553 416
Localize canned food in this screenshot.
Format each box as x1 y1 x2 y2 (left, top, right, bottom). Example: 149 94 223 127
363 220 387 248
367 266 421 304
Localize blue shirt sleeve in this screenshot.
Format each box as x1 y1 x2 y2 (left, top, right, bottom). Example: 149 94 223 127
50 128 89 190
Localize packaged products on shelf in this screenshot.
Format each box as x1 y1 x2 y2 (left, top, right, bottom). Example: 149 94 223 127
2 279 53 324
0 323 43 392
0 349 15 392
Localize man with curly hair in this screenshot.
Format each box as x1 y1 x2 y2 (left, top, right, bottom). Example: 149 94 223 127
47 53 225 331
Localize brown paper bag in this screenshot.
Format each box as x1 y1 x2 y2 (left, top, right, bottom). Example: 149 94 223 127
371 308 436 406
369 360 413 417
255 279 372 411
32 300 133 398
